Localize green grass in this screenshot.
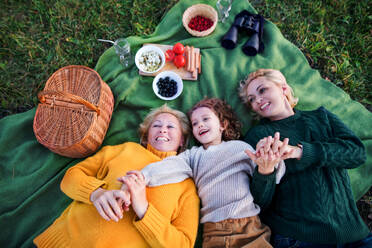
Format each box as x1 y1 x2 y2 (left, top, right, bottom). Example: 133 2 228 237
252 0 372 108
1 0 371 118
0 0 179 117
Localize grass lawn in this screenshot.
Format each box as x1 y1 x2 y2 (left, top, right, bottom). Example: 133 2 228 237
1 0 371 228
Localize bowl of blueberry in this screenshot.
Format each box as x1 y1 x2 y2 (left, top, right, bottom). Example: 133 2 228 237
153 71 183 100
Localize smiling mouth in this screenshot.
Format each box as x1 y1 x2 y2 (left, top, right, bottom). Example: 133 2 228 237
156 137 169 141
199 130 208 136
260 102 270 110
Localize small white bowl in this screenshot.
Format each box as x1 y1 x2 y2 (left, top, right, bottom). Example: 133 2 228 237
153 71 183 100
135 45 165 74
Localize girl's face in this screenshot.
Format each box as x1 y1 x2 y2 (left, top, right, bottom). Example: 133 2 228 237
246 77 294 121
147 113 183 152
190 107 224 149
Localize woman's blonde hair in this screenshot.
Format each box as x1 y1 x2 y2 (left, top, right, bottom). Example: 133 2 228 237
139 104 190 152
239 69 298 108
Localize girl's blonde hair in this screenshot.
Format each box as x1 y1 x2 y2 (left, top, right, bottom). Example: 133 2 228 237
139 104 190 153
187 98 241 141
239 69 298 108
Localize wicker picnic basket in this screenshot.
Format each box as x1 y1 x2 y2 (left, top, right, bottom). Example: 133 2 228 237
33 65 114 158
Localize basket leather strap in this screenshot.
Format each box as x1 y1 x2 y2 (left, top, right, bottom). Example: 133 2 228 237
38 90 100 116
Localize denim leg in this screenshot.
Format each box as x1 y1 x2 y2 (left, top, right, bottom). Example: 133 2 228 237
343 233 372 248
274 233 372 248
273 234 298 248
273 234 336 248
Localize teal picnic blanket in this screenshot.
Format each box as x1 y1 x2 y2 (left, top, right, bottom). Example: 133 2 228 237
1 0 371 247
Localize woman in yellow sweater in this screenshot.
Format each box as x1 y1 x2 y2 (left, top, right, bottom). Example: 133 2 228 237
33 105 200 248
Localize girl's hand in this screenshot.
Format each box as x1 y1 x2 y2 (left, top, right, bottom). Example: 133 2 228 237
246 132 290 175
121 173 149 220
255 132 295 160
246 148 280 175
117 177 131 212
90 188 130 222
117 171 146 213
269 132 302 160
117 170 146 186
125 170 146 181
255 135 273 155
255 147 281 175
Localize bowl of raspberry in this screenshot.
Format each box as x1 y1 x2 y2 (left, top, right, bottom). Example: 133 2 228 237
152 71 183 101
182 4 218 37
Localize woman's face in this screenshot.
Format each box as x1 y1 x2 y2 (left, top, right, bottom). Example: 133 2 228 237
191 107 224 149
147 113 183 152
246 77 293 121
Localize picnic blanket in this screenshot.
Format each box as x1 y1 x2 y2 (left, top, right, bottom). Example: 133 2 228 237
1 0 371 247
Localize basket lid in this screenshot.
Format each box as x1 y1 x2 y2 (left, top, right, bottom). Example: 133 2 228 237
34 66 104 149
44 65 102 105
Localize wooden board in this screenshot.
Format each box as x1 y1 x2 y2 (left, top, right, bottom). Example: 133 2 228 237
138 43 201 81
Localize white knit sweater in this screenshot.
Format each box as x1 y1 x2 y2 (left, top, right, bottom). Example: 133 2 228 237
142 140 285 223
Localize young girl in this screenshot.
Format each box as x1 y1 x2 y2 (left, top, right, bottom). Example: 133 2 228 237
239 69 371 247
120 98 289 248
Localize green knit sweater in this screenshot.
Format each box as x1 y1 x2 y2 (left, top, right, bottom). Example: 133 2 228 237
244 107 369 244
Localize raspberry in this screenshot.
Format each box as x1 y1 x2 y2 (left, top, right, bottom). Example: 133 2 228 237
188 16 214 32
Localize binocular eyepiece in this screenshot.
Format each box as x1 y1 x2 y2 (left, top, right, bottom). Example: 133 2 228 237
221 10 265 56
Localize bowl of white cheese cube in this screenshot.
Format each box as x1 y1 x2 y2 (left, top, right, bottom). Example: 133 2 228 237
135 45 165 74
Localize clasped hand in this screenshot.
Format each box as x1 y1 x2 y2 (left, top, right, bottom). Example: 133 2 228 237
89 187 130 222
90 171 147 221
117 171 148 219
245 132 297 175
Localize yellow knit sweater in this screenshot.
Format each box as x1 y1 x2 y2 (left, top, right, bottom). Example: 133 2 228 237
34 142 200 248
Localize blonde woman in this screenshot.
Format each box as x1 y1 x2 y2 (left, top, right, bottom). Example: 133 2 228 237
34 105 200 248
239 69 371 247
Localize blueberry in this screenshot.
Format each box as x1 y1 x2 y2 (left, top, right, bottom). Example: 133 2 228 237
157 77 178 97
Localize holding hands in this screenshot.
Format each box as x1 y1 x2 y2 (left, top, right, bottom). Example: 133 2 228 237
90 187 130 222
118 171 149 219
90 171 148 221
92 132 303 221
245 132 301 175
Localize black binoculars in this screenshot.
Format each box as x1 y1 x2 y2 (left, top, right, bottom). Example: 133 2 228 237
221 10 265 56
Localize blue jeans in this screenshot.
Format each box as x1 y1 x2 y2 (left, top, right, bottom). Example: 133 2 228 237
273 233 372 248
